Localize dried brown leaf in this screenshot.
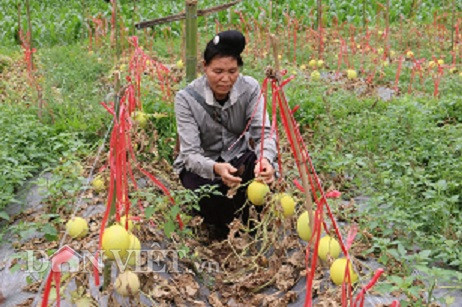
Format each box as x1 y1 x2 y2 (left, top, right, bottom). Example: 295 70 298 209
174 274 199 298
208 292 224 307
275 264 296 291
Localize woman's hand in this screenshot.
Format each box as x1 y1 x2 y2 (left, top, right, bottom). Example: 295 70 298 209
254 158 275 184
214 163 242 188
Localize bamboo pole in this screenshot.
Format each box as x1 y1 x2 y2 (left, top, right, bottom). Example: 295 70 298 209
81 0 86 41
109 72 120 219
317 0 322 59
181 20 186 65
25 0 33 70
186 0 198 83
316 0 321 30
451 0 455 50
410 0 418 20
102 72 120 291
270 35 314 230
114 0 121 60
362 0 367 29
385 0 390 57
132 0 137 36
17 2 21 44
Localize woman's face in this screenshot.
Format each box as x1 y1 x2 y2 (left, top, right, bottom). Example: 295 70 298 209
203 56 240 100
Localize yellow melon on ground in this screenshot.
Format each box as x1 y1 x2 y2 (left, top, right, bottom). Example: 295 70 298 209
134 112 148 128
330 258 358 285
91 176 105 192
309 59 317 68
66 217 88 239
102 225 130 260
114 270 140 296
346 69 357 80
318 235 341 261
311 70 321 81
125 233 141 266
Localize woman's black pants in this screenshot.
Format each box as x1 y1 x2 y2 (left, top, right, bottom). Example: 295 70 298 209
179 150 257 233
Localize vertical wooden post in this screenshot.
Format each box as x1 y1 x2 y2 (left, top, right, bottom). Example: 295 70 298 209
269 1 273 20
25 0 33 70
410 0 418 20
114 0 121 60
133 0 137 36
385 0 390 56
451 0 455 50
317 0 322 59
110 71 120 219
80 0 86 41
362 0 367 29
186 0 198 83
271 35 314 230
17 2 21 41
181 20 186 64
228 8 231 29
316 0 322 30
102 73 120 292
114 72 121 123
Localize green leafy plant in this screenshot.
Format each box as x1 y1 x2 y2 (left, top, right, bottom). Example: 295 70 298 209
0 104 87 211
140 184 221 239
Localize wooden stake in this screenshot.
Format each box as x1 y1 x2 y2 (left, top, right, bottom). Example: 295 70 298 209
410 0 419 20
25 0 33 70
111 71 121 218
81 0 87 41
315 0 321 30
132 0 137 36
451 0 456 50
186 0 198 83
362 0 367 29
385 0 390 57
317 0 322 59
17 2 21 34
114 0 121 60
17 2 21 44
181 20 186 64
270 35 314 230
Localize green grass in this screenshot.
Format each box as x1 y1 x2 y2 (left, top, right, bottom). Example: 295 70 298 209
38 43 112 139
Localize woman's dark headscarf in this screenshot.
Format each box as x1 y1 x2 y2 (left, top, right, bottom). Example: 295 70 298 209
203 30 246 66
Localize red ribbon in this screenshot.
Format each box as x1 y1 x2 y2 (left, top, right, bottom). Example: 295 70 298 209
345 224 358 251
325 190 341 198
93 85 182 287
41 246 76 307
128 36 171 102
394 56 405 92
353 268 385 307
267 73 364 306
